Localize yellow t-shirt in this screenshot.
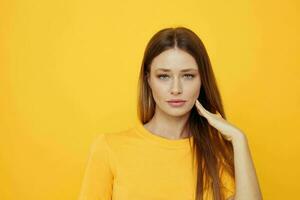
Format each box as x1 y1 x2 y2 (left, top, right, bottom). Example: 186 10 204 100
78 121 235 200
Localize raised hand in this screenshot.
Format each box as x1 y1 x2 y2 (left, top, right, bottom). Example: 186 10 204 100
194 99 245 142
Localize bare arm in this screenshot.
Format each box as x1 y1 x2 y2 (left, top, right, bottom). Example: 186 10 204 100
230 133 263 200
194 99 263 200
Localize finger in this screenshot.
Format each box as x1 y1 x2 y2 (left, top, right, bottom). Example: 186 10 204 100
194 101 202 116
195 100 221 119
195 100 209 118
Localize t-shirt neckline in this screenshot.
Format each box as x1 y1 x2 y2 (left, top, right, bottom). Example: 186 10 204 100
133 120 194 149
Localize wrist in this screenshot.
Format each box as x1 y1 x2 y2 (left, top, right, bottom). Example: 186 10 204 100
232 131 248 146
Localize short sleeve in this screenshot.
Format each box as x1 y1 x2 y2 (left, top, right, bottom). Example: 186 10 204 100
220 167 235 199
78 133 114 200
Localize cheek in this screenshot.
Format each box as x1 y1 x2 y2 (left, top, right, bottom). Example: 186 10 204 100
184 81 201 98
151 81 168 101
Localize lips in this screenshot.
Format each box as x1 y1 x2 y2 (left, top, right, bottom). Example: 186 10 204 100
166 99 186 103
166 99 186 107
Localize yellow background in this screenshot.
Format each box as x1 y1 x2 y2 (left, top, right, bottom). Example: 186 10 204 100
1 0 299 199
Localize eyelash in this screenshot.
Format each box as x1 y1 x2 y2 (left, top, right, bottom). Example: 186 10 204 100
157 74 195 80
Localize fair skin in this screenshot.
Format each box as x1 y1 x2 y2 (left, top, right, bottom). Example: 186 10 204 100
145 47 201 139
144 47 263 200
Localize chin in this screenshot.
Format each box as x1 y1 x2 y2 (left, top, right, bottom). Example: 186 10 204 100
163 107 191 117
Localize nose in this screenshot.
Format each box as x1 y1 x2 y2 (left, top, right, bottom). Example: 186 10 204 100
170 77 182 95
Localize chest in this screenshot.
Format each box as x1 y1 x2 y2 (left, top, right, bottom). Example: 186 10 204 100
111 146 197 200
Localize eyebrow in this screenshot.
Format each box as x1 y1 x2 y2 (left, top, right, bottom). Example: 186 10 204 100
155 68 198 72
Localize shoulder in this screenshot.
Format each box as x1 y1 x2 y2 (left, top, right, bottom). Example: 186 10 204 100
91 126 137 149
101 126 138 144
88 133 110 156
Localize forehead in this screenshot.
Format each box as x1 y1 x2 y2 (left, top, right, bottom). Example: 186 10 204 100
150 48 198 72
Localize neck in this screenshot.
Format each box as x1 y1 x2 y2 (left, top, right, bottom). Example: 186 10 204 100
143 107 191 140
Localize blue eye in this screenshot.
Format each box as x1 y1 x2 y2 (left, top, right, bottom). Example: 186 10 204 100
184 74 195 79
156 74 195 80
157 74 169 80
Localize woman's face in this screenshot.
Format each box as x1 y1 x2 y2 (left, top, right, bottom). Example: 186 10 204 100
147 48 201 117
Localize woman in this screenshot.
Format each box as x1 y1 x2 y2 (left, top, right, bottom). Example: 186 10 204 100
78 27 263 200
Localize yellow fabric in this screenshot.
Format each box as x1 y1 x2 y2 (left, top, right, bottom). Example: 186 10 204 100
78 120 235 200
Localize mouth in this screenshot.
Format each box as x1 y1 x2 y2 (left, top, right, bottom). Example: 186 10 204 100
166 100 187 107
